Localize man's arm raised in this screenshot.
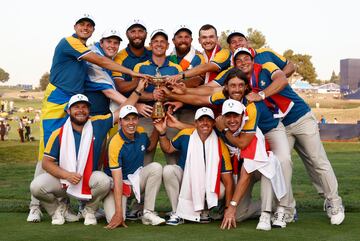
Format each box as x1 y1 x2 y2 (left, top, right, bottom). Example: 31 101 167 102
82 52 145 79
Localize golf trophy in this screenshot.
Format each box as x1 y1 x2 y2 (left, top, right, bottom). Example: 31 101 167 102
150 70 167 119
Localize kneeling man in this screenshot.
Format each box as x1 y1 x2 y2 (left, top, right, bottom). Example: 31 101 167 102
104 105 164 228
154 107 234 225
30 94 114 225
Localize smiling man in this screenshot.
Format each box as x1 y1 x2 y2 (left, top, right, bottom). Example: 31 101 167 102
133 29 182 166
30 95 114 226
167 24 231 84
153 107 233 225
103 105 164 228
112 20 153 107
28 14 146 222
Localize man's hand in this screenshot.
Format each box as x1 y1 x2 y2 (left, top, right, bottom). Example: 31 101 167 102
153 118 167 134
171 82 187 95
153 88 165 101
166 74 183 85
220 206 237 230
246 92 262 102
65 172 82 185
135 103 153 118
164 101 184 113
136 78 148 92
105 212 127 230
215 115 226 132
166 112 182 129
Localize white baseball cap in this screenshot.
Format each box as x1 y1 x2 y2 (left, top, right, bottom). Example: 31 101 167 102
222 99 245 115
119 105 139 118
75 13 95 26
233 47 253 60
150 29 168 40
126 19 147 31
194 107 215 120
227 30 247 43
68 94 91 109
173 24 192 36
101 29 122 41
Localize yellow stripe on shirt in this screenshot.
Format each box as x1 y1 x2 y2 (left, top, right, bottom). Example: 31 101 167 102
66 36 90 54
108 133 125 169
44 128 61 154
243 102 257 132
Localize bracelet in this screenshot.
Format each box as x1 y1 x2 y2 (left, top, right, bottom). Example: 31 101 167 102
182 72 185 79
159 132 167 137
222 128 229 135
134 90 142 96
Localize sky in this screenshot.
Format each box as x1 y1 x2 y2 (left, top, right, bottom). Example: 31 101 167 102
1 0 359 87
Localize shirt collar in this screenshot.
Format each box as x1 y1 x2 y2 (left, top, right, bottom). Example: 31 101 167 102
72 33 87 47
126 45 152 58
119 128 138 143
149 57 170 68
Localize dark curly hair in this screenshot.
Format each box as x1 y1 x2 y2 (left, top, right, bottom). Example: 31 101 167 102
222 67 251 98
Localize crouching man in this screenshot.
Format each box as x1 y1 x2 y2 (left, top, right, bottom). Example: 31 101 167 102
153 107 234 225
103 105 164 229
218 99 286 231
30 94 113 225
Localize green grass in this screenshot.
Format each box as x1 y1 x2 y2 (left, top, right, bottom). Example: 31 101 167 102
1 212 360 241
0 141 359 240
1 98 42 140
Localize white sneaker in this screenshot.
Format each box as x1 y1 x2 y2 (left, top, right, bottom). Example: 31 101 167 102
284 208 298 223
256 212 271 231
324 199 345 225
142 210 165 226
27 207 42 222
166 212 184 226
272 207 286 228
83 209 97 226
64 207 80 222
52 204 66 225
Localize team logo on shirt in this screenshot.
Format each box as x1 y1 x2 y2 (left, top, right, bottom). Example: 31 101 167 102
260 80 266 87
141 145 145 151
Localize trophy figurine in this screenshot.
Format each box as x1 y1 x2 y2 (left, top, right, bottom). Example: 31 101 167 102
150 70 167 119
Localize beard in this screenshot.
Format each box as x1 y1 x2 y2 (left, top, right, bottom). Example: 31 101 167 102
70 115 89 126
129 39 145 49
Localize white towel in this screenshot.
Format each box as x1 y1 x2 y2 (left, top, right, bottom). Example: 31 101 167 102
59 117 93 200
176 129 220 221
127 167 143 203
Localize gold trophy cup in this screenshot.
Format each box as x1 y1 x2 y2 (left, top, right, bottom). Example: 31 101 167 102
150 75 167 119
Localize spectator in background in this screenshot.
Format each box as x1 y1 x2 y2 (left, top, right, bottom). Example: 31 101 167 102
5 123 10 139
18 120 25 142
320 115 326 124
25 122 31 141
9 100 14 114
0 121 5 141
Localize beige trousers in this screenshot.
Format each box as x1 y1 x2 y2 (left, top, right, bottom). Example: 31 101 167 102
104 162 163 223
265 121 295 211
235 171 273 221
285 111 342 205
30 171 111 216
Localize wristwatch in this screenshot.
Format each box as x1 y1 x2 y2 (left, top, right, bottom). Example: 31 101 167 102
230 200 238 207
258 91 266 100
222 128 229 135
